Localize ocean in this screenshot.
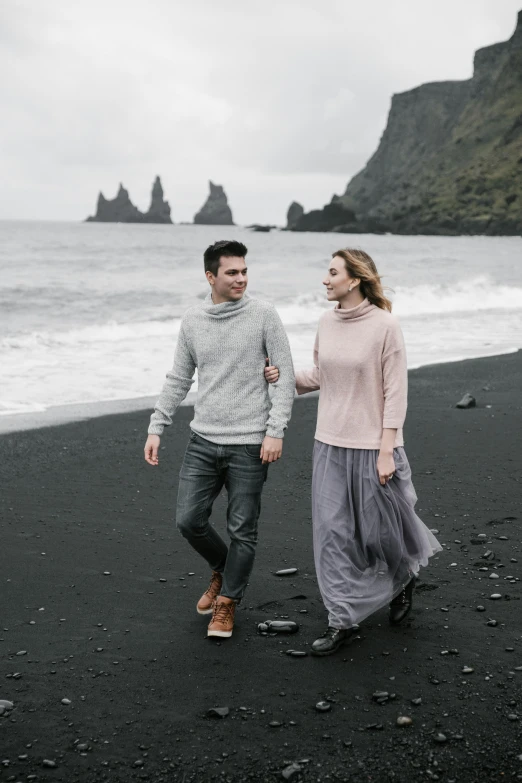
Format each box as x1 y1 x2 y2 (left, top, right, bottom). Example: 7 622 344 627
1 220 521 419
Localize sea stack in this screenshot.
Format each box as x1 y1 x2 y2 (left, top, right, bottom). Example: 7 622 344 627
85 176 173 224
143 176 172 224
286 201 304 229
194 181 234 225
86 184 142 223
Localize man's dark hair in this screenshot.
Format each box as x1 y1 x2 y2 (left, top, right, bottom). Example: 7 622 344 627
203 240 248 277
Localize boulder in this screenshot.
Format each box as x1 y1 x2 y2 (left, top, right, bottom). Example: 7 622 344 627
194 181 234 225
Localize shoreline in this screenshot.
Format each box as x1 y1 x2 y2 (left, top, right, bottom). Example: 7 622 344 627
1 346 520 435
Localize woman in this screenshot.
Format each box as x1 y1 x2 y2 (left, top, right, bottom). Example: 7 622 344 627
266 248 441 656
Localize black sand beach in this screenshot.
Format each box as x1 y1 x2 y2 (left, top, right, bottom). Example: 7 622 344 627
1 352 522 782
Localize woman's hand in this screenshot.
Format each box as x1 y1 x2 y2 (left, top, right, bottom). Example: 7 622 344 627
377 450 395 486
264 358 280 384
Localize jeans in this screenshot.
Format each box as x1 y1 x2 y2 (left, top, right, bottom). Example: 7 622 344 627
176 431 268 601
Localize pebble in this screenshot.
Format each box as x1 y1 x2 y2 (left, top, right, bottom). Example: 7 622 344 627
269 720 283 727
490 594 502 600
476 606 486 612
206 707 229 718
434 733 448 743
315 701 331 713
281 763 302 780
258 620 299 634
396 716 412 727
274 568 298 577
61 698 71 705
285 650 307 657
42 760 57 768
489 573 500 579
462 666 474 674
508 714 519 721
103 571 111 576
16 651 27 656
0 701 14 710
411 698 422 706
477 534 487 540
487 620 498 627
456 393 475 409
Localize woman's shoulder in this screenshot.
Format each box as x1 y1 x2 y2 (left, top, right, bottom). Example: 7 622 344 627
371 306 401 328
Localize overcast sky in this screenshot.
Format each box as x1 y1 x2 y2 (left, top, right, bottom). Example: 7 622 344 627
1 0 520 224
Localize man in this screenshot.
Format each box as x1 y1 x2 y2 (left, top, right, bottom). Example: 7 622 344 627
144 240 295 639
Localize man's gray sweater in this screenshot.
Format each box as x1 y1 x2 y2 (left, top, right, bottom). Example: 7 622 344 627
148 293 295 444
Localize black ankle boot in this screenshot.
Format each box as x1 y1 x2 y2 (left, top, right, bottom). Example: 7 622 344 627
311 626 357 657
389 578 415 625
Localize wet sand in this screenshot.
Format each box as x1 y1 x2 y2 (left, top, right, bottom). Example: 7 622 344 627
1 352 522 782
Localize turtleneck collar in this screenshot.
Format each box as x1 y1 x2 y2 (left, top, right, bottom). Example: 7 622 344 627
202 291 251 319
332 297 376 321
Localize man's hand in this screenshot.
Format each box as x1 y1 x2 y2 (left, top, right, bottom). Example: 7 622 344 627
260 436 283 464
264 359 280 384
144 435 161 466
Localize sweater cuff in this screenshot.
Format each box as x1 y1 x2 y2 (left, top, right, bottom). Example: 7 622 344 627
266 427 285 439
148 423 165 436
382 419 403 430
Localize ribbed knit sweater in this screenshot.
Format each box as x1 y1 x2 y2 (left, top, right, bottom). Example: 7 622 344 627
148 293 295 444
295 298 407 449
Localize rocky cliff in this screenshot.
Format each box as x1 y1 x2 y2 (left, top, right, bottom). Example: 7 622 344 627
86 176 172 224
194 181 234 225
292 10 522 236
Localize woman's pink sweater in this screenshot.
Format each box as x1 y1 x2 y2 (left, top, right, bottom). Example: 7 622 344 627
295 298 407 450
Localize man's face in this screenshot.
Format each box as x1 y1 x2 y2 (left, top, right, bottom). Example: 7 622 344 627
207 255 248 303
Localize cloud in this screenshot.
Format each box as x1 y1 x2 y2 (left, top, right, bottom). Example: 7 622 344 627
0 0 520 224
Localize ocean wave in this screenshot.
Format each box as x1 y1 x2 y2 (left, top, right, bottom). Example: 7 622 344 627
2 276 521 350
278 276 522 324
1 318 183 349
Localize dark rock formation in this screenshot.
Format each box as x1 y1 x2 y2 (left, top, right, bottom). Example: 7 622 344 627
143 176 172 224
286 201 304 229
194 181 234 225
86 177 172 224
291 10 522 236
86 184 142 223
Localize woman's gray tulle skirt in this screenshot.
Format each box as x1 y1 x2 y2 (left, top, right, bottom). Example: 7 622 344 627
312 441 442 629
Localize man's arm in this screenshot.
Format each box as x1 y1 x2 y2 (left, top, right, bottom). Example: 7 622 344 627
263 306 295 443
145 323 196 461
295 331 320 394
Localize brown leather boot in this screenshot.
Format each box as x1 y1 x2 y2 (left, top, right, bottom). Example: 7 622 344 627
196 571 223 615
207 596 236 638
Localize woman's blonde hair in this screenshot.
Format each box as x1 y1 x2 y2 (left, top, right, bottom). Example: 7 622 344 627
333 248 392 312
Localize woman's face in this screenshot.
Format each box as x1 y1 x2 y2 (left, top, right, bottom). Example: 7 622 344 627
323 255 354 302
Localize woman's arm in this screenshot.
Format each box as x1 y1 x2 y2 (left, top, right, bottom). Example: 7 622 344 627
377 320 408 485
377 428 397 485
